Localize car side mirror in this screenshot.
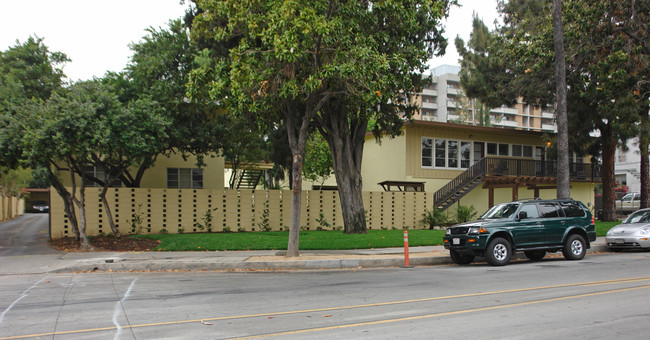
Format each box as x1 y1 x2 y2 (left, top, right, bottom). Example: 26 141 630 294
517 211 528 220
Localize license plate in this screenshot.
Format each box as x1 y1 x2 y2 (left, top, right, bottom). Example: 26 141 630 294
615 238 624 244
453 238 460 245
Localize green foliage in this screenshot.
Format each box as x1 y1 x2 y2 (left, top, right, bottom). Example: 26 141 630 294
420 208 448 229
0 36 69 106
188 0 455 237
257 208 271 232
454 204 478 223
195 208 218 232
130 204 145 235
316 213 331 231
0 167 32 199
303 134 333 186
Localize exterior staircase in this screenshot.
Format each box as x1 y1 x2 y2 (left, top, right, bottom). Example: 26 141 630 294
433 158 487 211
432 157 601 211
231 169 264 189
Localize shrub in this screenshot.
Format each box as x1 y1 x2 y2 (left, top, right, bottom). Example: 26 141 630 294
455 204 478 223
421 208 448 229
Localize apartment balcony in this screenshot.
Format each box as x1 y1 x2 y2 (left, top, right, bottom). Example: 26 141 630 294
422 88 438 96
494 120 519 128
490 106 519 115
447 88 460 95
446 100 458 108
447 114 463 121
542 111 555 119
542 123 557 132
422 102 438 110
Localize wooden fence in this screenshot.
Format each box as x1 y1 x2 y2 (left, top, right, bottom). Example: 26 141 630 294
50 188 434 238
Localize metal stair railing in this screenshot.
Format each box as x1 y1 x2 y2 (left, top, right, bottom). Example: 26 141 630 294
236 169 263 189
434 157 487 210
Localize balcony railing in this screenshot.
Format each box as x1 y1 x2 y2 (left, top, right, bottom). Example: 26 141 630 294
433 157 601 210
483 157 601 181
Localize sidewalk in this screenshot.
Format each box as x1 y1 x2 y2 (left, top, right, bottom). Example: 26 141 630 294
0 239 610 275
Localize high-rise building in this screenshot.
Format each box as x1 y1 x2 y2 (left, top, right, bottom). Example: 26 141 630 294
411 65 557 133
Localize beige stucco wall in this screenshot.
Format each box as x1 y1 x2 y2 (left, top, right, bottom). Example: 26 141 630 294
442 182 596 217
140 153 224 189
360 135 407 192
59 153 225 190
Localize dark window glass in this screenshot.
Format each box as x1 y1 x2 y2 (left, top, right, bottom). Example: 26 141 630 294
523 145 533 158
487 143 497 155
560 203 585 217
448 141 458 168
498 143 509 156
421 138 432 167
538 203 561 218
435 139 446 167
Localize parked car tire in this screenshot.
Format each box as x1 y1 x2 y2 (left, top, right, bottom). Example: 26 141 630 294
524 250 546 261
562 234 586 260
485 237 512 266
450 250 475 265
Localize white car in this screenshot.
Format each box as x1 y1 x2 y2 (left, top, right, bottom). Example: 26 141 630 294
606 208 650 249
615 193 640 213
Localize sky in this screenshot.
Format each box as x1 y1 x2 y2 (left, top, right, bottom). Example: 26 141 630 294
0 0 499 81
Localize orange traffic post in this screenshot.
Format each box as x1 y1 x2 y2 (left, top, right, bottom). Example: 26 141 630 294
403 229 410 267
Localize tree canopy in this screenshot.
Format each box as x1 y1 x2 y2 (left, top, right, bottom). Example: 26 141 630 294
456 0 645 220
188 0 454 254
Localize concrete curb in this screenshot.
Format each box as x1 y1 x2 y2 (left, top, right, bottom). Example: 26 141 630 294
46 242 610 273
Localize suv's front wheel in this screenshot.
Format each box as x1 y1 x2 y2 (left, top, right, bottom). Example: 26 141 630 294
450 250 475 265
562 234 586 260
485 237 512 266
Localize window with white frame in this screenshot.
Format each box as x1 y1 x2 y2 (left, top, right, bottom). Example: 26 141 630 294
435 139 446 167
422 139 433 167
422 138 472 169
422 138 536 170
167 168 204 189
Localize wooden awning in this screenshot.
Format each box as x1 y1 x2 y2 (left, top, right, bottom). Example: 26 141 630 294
378 181 425 192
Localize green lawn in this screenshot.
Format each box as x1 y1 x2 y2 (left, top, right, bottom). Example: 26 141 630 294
595 220 620 237
135 220 620 251
136 229 447 251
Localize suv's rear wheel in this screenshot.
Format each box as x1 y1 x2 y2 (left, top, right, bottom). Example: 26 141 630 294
562 234 586 260
450 250 475 265
485 237 512 266
524 250 546 261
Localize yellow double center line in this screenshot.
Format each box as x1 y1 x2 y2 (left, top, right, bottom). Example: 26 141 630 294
3 276 650 340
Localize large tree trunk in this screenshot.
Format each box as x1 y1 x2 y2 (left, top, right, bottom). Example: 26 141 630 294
287 153 303 257
99 186 121 238
98 167 124 237
553 0 570 199
285 105 309 258
318 103 368 234
47 167 80 239
70 172 91 250
601 127 618 221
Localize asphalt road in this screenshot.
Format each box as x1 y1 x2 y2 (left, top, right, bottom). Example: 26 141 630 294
1 251 649 339
0 213 57 256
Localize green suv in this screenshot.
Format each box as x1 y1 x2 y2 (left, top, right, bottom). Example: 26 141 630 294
443 199 596 266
